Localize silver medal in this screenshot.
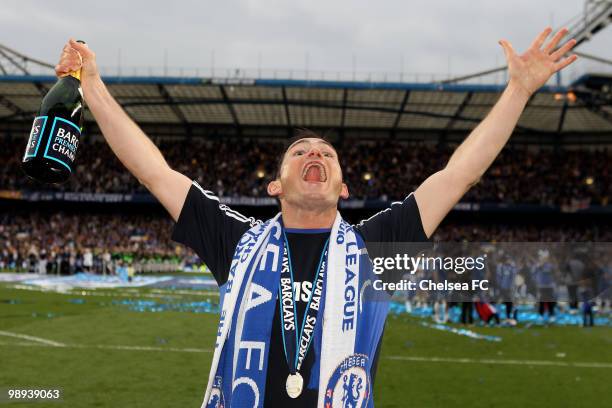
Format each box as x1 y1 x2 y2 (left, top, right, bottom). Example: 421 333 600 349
286 372 304 398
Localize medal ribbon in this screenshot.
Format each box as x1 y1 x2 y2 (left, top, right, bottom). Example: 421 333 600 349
278 230 329 375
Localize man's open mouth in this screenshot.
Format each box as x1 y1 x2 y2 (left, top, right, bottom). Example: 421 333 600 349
302 161 327 182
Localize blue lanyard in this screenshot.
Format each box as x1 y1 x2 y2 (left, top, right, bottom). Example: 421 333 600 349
278 231 329 374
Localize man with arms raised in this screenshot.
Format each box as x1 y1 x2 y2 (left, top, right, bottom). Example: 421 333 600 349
56 27 576 407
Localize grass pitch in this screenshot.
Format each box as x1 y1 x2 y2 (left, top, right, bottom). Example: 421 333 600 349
0 282 610 407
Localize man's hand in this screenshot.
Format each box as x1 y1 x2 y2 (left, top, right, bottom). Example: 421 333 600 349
499 27 577 98
55 39 99 85
55 38 191 221
414 27 577 238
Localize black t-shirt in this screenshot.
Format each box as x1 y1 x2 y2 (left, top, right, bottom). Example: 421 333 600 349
171 181 429 407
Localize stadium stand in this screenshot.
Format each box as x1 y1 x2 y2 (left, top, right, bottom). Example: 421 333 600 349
1 138 610 206
1 76 611 277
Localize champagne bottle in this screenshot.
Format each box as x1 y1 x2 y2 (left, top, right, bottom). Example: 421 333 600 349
22 41 85 184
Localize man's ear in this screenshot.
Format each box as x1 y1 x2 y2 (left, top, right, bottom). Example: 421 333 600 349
340 182 349 200
267 180 282 197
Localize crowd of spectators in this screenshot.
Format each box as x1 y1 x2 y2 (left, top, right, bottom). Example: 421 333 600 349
2 136 610 207
2 134 610 275
434 222 612 242
0 212 196 274
3 210 609 330
1 209 610 274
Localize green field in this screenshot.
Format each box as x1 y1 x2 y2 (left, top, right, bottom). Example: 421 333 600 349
0 282 610 407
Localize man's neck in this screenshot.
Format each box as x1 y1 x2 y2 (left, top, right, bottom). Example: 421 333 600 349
281 205 336 229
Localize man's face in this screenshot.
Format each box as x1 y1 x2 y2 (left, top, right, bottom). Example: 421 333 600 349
267 138 349 210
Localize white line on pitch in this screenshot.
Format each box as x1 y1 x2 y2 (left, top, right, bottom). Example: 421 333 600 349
0 340 610 369
88 344 212 353
0 340 211 353
385 355 612 369
5 284 218 299
0 330 66 347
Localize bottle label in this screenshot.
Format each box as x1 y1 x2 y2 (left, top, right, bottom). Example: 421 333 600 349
24 116 48 159
43 117 81 172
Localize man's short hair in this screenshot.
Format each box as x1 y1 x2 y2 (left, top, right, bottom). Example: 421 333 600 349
274 128 336 179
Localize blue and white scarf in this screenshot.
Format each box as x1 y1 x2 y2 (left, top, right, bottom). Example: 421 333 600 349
203 212 389 408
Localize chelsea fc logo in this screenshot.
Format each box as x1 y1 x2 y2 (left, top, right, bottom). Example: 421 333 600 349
324 354 370 408
206 376 225 408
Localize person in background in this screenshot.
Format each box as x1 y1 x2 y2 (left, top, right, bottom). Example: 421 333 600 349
83 247 93 273
565 247 585 310
127 261 135 283
37 250 48 275
496 251 518 322
535 249 556 319
475 300 501 325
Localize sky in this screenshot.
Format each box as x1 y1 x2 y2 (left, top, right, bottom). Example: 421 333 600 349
2 0 611 82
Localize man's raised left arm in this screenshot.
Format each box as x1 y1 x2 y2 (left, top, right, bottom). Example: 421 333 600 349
414 27 577 238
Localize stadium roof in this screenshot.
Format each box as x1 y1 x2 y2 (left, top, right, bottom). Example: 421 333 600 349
1 74 611 143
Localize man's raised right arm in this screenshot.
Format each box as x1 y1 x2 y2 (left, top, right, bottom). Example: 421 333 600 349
57 39 190 221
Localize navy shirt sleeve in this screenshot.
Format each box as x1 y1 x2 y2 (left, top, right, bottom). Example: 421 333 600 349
171 181 260 285
353 192 431 292
354 192 429 243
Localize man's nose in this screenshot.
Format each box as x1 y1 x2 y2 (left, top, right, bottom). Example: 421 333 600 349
307 148 322 158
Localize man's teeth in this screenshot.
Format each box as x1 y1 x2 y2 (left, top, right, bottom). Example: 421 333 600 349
302 163 327 182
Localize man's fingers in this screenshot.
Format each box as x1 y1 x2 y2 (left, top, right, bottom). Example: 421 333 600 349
554 54 578 72
69 39 89 56
498 40 516 61
550 39 577 61
530 26 553 50
544 28 569 54
56 41 85 76
59 51 81 67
